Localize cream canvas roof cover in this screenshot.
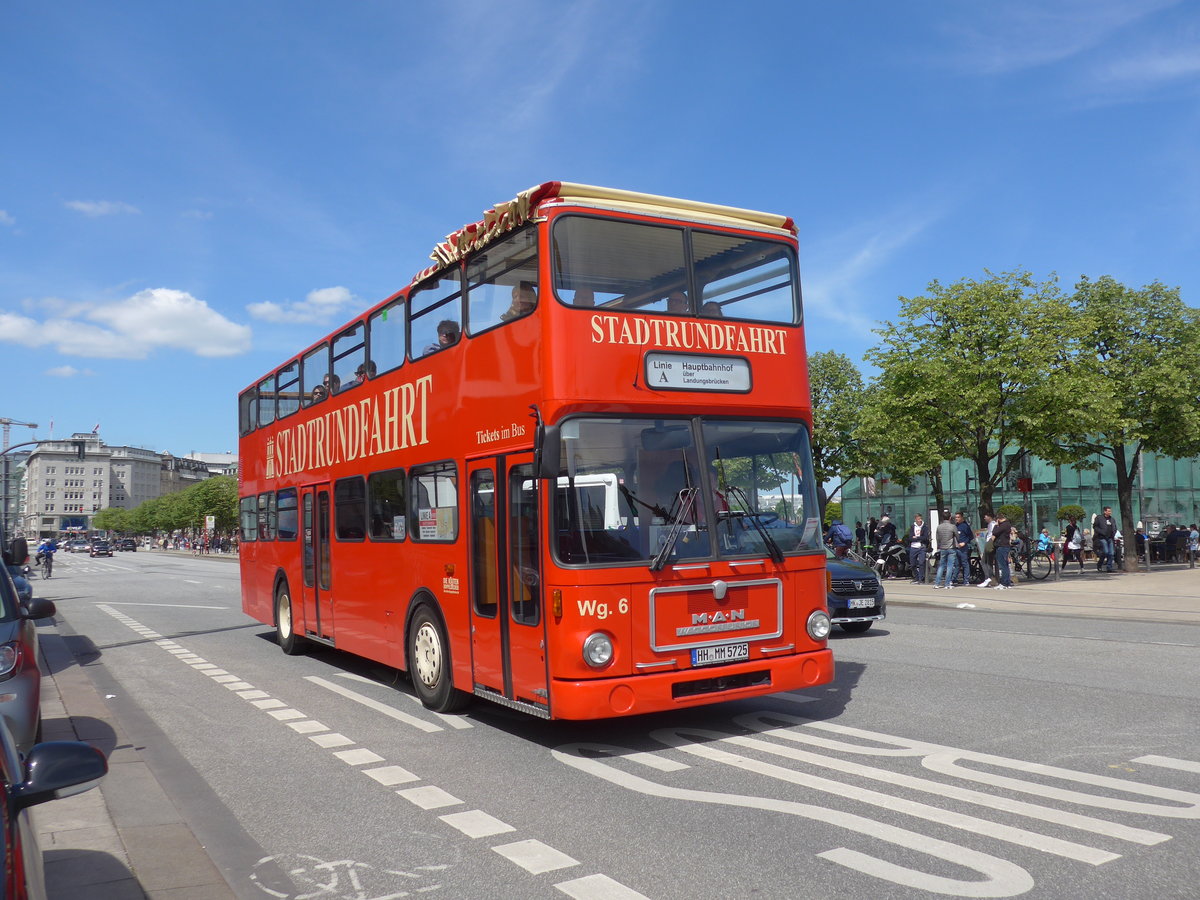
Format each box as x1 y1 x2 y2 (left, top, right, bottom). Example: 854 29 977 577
411 182 796 285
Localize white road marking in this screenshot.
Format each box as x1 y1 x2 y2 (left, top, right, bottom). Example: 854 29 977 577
622 751 689 772
333 748 385 766
100 602 229 609
439 810 515 839
398 786 462 810
237 690 270 700
773 691 819 704
336 672 474 729
252 699 286 710
287 720 329 735
306 675 443 734
554 741 1034 897
492 839 579 874
1133 755 1200 775
555 873 652 899
309 733 354 748
651 727 1118 864
269 709 306 721
362 765 419 786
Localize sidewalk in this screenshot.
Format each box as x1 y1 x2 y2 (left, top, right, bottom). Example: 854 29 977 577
33 625 238 900
881 561 1200 624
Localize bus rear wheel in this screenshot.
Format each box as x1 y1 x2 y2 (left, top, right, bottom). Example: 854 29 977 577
407 605 468 713
275 587 305 656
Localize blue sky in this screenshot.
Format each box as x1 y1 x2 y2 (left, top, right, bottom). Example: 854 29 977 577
3 0 1198 456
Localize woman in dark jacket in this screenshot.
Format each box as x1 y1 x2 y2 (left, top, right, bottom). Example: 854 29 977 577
992 513 1013 589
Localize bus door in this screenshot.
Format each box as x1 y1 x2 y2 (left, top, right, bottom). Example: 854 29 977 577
300 483 334 642
468 454 549 713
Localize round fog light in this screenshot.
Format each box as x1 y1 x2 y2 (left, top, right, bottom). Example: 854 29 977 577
582 632 614 668
807 610 832 641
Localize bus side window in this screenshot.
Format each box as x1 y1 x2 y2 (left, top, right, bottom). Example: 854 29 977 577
302 344 330 406
239 496 257 541
367 468 406 540
368 300 405 377
276 360 301 419
409 271 463 359
332 321 365 393
409 461 458 542
277 489 298 540
466 227 538 335
258 374 277 428
335 477 367 541
239 388 257 436
257 493 275 541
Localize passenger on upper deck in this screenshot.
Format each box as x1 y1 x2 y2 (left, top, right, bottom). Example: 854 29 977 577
701 301 724 317
501 281 537 320
572 288 595 307
667 290 689 314
423 319 461 355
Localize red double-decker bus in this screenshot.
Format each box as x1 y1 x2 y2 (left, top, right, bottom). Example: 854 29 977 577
237 182 833 719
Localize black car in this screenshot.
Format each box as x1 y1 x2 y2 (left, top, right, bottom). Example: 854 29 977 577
89 540 113 558
825 546 886 634
116 538 137 552
0 716 107 900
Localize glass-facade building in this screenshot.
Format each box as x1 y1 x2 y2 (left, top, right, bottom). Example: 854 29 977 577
840 449 1200 534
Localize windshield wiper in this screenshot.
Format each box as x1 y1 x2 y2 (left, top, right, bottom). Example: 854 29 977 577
650 486 698 571
725 485 784 563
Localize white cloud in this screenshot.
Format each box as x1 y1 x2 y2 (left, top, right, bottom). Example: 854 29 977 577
247 286 355 324
64 200 141 217
0 210 14 227
0 288 251 359
45 365 94 378
937 0 1180 75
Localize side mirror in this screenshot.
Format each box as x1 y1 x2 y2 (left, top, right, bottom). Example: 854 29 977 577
537 424 560 479
22 597 56 620
11 741 107 810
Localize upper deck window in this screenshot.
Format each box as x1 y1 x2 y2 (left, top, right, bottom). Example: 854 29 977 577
410 271 463 360
693 231 800 324
302 344 332 406
552 216 687 313
551 215 799 325
257 374 276 428
277 360 301 419
466 227 539 335
333 322 365 393
238 389 257 436
368 299 405 377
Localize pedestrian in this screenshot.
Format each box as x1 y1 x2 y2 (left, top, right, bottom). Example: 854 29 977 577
873 515 897 548
825 519 853 558
1064 516 1084 572
933 514 958 589
1188 524 1199 564
905 513 932 584
1092 506 1117 573
977 512 997 587
953 512 974 585
854 521 866 553
992 512 1014 590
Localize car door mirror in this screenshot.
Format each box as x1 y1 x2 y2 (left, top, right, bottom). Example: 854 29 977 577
21 597 56 620
11 741 107 810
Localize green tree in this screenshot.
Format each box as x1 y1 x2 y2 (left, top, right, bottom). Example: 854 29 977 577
808 351 871 518
864 269 1093 520
1057 276 1200 571
92 507 130 533
186 476 238 532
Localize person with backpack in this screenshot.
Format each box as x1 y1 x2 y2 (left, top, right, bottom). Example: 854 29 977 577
825 519 853 557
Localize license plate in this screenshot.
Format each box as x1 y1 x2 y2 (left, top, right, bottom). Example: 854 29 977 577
848 598 875 609
691 643 749 667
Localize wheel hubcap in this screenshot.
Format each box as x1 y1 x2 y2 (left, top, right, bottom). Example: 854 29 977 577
279 596 292 638
413 623 441 687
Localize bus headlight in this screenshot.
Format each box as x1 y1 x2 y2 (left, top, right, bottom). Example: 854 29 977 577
807 610 831 641
582 632 614 668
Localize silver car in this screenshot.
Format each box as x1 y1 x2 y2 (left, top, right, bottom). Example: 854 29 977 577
0 567 55 754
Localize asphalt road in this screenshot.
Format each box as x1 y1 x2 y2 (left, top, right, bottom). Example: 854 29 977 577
37 550 1200 900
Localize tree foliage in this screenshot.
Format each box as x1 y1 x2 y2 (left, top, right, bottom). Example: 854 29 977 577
863 269 1094 518
95 476 238 535
808 351 870 513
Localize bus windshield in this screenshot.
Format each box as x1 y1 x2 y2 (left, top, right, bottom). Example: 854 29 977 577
551 216 799 323
552 417 821 566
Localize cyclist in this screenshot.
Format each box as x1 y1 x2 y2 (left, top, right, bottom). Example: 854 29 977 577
38 538 57 578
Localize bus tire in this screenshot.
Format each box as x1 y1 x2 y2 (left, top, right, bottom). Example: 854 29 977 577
275 586 305 656
407 604 468 713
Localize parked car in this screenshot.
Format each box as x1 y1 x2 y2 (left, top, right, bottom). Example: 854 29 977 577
116 538 137 552
66 540 89 554
0 716 107 900
89 540 113 558
825 545 886 634
0 567 55 755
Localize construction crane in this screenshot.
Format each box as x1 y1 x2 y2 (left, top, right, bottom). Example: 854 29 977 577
0 418 37 452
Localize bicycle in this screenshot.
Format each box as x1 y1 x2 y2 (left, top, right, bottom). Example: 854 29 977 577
39 553 53 579
1013 545 1053 581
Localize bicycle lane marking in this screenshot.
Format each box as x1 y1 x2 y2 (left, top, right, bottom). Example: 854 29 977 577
94 604 648 900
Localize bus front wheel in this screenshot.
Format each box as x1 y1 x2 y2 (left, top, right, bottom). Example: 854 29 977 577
407 605 468 713
275 587 305 656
